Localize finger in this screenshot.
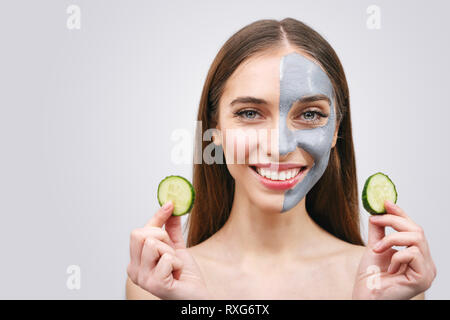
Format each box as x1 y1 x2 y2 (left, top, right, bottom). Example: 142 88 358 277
145 201 174 228
141 238 176 270
369 214 421 233
388 246 424 275
129 227 175 267
384 200 409 219
373 231 425 253
153 253 183 287
368 215 386 248
144 227 175 247
129 228 147 268
165 215 186 250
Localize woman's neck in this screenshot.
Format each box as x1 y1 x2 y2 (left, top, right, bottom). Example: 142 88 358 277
213 183 332 264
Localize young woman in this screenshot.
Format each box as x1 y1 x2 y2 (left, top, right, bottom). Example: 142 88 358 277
126 18 436 299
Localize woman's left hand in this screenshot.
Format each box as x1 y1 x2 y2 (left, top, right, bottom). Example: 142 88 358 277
352 200 437 299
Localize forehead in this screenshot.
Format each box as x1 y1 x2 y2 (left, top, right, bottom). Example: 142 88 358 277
221 49 331 104
280 52 334 105
222 51 281 104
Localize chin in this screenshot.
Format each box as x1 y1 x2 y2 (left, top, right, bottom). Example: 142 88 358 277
249 192 284 213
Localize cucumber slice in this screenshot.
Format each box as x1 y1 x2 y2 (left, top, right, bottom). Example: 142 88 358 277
362 172 397 215
157 175 195 216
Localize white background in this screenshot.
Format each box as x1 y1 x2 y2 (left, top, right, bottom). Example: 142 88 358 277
0 0 449 299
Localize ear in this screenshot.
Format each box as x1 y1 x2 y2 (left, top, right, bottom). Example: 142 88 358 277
331 124 339 148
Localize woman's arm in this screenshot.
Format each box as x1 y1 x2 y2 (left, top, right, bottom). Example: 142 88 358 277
411 292 425 300
126 277 161 300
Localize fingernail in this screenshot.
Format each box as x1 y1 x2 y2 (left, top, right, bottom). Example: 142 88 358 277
162 201 172 210
385 200 394 206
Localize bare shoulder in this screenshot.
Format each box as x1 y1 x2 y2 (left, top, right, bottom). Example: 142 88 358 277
342 242 367 262
319 237 367 282
186 236 219 263
125 277 161 300
343 243 366 277
185 237 224 282
322 233 366 264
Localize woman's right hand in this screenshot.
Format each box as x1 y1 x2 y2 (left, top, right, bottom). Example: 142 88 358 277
127 201 211 300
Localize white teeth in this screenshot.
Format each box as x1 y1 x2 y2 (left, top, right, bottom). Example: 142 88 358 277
289 169 295 178
270 171 278 180
253 167 303 181
286 170 292 180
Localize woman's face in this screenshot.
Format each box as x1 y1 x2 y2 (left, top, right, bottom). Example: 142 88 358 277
215 48 338 213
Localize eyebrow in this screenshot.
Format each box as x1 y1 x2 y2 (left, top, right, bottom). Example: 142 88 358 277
229 94 330 107
230 96 269 106
295 94 331 105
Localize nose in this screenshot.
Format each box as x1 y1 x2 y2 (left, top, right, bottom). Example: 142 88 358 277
278 116 297 156
260 116 297 164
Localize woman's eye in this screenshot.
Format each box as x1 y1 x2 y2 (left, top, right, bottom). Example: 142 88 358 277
291 109 329 128
299 110 326 122
235 109 261 120
303 111 317 120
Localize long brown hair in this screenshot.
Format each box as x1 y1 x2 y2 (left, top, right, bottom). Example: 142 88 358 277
186 18 364 247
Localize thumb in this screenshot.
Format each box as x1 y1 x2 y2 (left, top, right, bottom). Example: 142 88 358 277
165 215 186 250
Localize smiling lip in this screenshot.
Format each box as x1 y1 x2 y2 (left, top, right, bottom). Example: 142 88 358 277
249 163 307 191
251 163 304 171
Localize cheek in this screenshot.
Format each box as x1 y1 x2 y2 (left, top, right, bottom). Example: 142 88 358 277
222 129 261 164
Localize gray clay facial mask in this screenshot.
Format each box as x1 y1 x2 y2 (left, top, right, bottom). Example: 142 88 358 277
279 52 336 212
